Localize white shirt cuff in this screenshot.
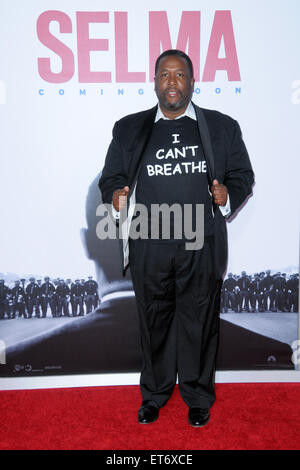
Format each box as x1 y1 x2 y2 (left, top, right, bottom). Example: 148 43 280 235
111 204 120 220
219 195 231 217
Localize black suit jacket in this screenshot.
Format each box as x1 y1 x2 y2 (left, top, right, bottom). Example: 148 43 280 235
99 102 254 278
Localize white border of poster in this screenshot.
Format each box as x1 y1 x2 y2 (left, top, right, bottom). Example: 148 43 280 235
1 0 299 388
1 370 300 391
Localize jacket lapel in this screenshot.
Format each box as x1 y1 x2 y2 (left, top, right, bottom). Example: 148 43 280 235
192 102 215 186
128 105 158 198
121 105 157 274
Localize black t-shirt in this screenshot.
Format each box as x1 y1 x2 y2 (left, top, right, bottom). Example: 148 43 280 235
134 116 214 240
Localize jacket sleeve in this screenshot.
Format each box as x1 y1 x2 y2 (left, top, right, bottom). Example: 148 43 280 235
98 121 128 204
223 120 254 215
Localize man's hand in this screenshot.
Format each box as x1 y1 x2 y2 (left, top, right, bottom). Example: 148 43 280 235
211 179 228 206
112 186 129 211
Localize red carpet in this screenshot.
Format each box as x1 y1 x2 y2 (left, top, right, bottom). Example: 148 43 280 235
0 383 299 450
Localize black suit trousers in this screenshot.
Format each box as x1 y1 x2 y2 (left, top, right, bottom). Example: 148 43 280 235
129 236 222 409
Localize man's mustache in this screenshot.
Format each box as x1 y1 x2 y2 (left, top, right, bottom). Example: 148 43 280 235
164 88 183 98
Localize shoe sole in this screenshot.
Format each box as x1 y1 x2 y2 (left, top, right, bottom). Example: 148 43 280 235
138 418 159 424
188 417 210 428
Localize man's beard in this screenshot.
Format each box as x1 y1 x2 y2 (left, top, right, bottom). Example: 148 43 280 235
158 89 191 111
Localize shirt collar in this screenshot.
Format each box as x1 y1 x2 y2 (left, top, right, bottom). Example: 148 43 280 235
155 101 196 123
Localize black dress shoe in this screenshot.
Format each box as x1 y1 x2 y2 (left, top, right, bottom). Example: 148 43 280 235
138 404 159 424
188 408 210 427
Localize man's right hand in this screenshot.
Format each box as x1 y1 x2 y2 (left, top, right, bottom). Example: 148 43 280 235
112 186 130 211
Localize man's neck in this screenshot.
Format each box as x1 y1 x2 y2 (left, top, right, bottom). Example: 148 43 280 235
160 103 190 120
156 101 196 123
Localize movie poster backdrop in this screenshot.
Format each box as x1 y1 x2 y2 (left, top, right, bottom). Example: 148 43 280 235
0 0 299 378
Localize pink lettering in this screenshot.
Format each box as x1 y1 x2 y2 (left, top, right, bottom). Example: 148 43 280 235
176 12 200 81
36 10 241 84
37 10 74 83
76 11 111 83
115 12 146 83
149 12 172 80
202 10 241 82
149 11 200 81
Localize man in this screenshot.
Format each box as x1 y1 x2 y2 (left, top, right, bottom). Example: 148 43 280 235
280 273 288 312
84 276 99 313
99 49 254 427
71 279 85 316
249 273 264 313
0 279 10 319
10 280 26 318
262 269 273 311
25 277 41 318
237 271 251 312
55 279 70 317
286 274 299 312
223 273 237 313
272 272 286 312
40 276 56 317
36 279 43 314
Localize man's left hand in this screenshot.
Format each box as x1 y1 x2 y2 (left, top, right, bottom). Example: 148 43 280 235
211 179 228 206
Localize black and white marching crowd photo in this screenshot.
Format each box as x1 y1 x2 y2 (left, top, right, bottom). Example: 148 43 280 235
220 270 299 314
0 275 99 320
0 270 298 321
